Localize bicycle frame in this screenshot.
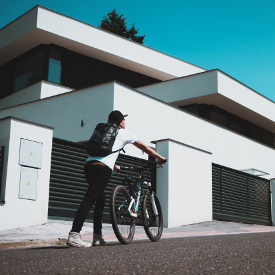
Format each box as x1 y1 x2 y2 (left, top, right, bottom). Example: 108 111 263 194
110 164 164 244
121 166 158 219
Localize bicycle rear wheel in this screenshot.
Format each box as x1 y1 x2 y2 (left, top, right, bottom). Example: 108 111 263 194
142 193 163 242
110 185 135 244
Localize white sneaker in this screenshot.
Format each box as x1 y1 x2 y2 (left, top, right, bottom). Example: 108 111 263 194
66 232 92 248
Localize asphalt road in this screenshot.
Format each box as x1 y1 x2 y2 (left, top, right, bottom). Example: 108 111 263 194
0 232 274 274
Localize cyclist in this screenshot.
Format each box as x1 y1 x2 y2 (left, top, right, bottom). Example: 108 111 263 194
67 110 167 247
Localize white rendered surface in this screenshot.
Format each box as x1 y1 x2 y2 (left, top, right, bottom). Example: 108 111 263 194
0 6 205 80
0 117 53 231
0 82 274 179
155 139 212 228
0 81 73 110
138 70 275 133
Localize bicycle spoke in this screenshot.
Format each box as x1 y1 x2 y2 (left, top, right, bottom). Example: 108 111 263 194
110 185 135 244
143 193 163 242
115 195 133 238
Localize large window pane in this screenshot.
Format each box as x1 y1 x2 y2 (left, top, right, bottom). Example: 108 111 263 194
13 48 44 92
48 47 62 84
48 58 61 84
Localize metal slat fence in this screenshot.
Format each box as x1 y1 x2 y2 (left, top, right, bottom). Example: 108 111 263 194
212 163 271 225
49 138 155 222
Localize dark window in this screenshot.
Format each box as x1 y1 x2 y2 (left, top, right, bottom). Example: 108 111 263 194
0 63 12 98
228 119 241 133
0 46 45 99
209 110 227 127
13 47 44 92
0 44 160 99
62 49 159 89
180 104 275 149
182 105 199 115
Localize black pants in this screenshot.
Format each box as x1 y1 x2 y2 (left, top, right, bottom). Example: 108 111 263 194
71 163 112 234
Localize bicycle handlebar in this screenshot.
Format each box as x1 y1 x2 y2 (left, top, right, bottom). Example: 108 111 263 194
120 162 161 173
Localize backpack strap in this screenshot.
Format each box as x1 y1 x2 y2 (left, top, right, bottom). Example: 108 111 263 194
112 147 125 154
111 128 125 154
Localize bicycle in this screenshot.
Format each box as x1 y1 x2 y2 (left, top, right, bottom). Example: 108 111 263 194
110 164 163 244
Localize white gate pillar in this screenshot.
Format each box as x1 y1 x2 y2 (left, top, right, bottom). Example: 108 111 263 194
0 117 53 230
153 139 213 228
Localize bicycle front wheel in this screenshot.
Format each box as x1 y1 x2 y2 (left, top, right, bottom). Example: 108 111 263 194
142 192 163 242
110 185 135 244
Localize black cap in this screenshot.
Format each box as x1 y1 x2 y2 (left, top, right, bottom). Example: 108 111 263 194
108 110 128 124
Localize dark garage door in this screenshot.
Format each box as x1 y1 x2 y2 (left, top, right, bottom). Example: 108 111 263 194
48 138 155 222
213 163 271 225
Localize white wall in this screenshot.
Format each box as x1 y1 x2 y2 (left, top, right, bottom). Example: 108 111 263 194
40 81 73 99
0 82 42 110
138 70 218 102
155 139 212 227
0 82 73 110
0 83 115 142
0 117 53 230
113 83 275 179
35 7 205 80
0 82 274 179
0 7 38 50
0 6 205 79
138 70 275 128
218 71 275 123
0 82 273 229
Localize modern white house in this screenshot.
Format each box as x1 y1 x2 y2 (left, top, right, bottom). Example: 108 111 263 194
0 6 274 231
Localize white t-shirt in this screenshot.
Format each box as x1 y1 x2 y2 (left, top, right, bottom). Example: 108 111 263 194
87 128 138 170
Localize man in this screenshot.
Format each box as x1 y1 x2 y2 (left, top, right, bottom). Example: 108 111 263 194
67 110 167 247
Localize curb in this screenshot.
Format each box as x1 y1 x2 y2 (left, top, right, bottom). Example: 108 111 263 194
2 227 275 250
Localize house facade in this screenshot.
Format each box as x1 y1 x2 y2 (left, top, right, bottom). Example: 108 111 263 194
0 6 274 230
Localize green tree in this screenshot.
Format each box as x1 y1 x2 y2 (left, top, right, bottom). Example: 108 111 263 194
99 10 145 44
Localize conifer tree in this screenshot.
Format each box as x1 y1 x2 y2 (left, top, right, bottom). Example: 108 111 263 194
99 10 145 44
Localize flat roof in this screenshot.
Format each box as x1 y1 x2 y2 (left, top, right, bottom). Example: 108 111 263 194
0 5 205 81
139 70 275 134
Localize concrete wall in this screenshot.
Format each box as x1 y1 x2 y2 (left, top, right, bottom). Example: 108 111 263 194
1 6 205 79
217 71 275 123
0 7 38 50
0 117 53 230
113 83 275 179
36 7 205 79
0 83 115 142
138 70 275 127
0 82 274 179
0 81 73 110
40 81 73 99
138 70 218 102
155 139 212 227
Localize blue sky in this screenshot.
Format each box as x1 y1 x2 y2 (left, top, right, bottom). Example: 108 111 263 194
1 0 274 102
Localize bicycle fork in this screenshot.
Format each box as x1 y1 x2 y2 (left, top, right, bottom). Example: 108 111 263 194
150 193 159 216
142 181 159 217
127 181 159 218
128 185 142 218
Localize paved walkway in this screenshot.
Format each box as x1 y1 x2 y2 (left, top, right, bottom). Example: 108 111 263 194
0 220 275 249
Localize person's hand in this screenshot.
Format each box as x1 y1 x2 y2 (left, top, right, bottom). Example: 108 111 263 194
157 157 167 167
114 164 121 173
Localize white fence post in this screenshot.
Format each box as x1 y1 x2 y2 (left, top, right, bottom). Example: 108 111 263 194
153 139 213 228
0 117 53 230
